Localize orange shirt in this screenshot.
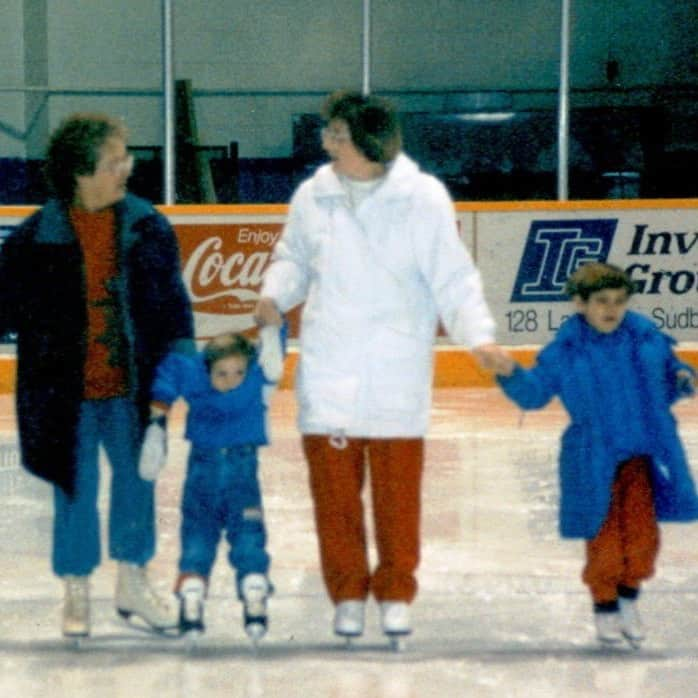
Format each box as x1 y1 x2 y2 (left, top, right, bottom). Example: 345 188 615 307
70 207 127 399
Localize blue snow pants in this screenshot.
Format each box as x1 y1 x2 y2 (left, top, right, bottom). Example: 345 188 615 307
178 444 270 596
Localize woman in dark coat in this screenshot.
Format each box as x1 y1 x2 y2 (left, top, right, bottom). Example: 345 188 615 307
0 113 194 638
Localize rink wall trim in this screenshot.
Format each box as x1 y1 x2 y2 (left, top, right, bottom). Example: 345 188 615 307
0 346 697 393
2 198 698 391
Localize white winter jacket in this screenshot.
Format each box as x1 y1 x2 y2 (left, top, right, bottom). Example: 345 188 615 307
262 153 495 437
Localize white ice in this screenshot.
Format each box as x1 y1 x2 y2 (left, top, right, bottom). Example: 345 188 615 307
1 388 698 698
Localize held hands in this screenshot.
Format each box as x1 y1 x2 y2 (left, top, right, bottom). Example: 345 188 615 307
258 325 284 382
254 297 283 327
472 343 515 376
138 417 167 481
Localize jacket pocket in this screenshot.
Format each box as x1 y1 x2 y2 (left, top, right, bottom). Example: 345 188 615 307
298 366 359 430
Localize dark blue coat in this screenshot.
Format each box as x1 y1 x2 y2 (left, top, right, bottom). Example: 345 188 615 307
0 194 194 494
497 311 698 539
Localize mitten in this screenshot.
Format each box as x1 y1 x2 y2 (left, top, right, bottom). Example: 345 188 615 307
677 369 695 397
138 416 167 481
258 325 283 382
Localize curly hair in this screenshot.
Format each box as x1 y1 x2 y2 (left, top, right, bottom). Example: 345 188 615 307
45 113 128 203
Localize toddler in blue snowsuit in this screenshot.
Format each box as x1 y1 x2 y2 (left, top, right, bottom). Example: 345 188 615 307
138 324 284 641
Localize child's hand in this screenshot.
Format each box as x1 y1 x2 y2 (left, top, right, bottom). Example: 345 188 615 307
495 356 517 377
472 343 515 376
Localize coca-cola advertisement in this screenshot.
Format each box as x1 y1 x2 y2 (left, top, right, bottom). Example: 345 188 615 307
175 222 300 339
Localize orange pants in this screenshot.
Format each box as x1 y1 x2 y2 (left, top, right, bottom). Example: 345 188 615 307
302 435 423 604
582 456 660 604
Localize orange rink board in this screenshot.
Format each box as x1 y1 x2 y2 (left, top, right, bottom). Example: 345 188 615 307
0 345 697 393
1 197 698 392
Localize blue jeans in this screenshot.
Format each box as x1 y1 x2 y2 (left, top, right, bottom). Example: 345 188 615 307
52 398 155 576
179 444 270 595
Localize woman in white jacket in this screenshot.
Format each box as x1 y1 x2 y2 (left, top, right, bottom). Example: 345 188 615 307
255 90 509 645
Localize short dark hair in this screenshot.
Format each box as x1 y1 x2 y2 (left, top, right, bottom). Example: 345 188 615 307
322 90 402 163
202 332 256 373
45 113 128 203
565 262 635 301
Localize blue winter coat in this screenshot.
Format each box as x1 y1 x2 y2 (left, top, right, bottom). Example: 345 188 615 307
497 311 698 539
0 195 194 494
151 351 272 449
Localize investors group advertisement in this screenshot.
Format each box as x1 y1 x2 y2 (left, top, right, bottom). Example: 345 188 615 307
477 208 698 344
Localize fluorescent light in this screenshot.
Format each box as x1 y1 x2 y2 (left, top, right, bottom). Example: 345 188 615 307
455 112 516 123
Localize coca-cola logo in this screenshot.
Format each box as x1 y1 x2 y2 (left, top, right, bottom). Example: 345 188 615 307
173 220 300 337
182 235 270 307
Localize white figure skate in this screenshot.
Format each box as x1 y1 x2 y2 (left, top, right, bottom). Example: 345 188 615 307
115 562 178 633
619 598 645 649
62 575 90 647
380 601 411 652
594 610 624 647
333 600 365 648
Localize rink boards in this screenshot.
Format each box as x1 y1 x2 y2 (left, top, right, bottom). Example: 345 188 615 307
0 198 697 391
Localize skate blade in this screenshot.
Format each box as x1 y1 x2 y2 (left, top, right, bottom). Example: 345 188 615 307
622 632 644 650
245 622 267 645
385 629 411 652
337 634 360 649
388 635 408 652
597 636 625 651
334 629 362 649
116 608 179 637
63 634 88 649
182 629 203 651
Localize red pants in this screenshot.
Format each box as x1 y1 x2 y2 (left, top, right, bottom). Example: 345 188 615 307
302 435 423 604
582 456 660 604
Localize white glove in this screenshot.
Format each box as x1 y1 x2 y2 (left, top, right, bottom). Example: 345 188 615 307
258 325 283 382
138 421 167 481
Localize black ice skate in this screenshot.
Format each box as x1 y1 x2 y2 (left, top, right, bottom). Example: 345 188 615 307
178 576 206 636
241 573 269 644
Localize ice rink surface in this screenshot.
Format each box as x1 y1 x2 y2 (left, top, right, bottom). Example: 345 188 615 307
1 387 698 698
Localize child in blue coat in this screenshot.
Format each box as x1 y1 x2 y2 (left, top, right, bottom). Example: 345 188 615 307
138 324 284 642
495 262 698 647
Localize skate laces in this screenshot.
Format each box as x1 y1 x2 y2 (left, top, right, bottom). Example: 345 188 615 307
242 577 268 616
244 588 266 615
133 568 170 613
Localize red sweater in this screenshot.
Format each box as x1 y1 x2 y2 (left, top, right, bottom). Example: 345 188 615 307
70 206 127 399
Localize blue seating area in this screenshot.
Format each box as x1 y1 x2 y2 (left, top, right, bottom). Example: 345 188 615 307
0 158 47 204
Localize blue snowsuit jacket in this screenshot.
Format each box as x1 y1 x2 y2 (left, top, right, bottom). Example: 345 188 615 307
151 325 286 449
497 311 698 539
151 351 271 449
